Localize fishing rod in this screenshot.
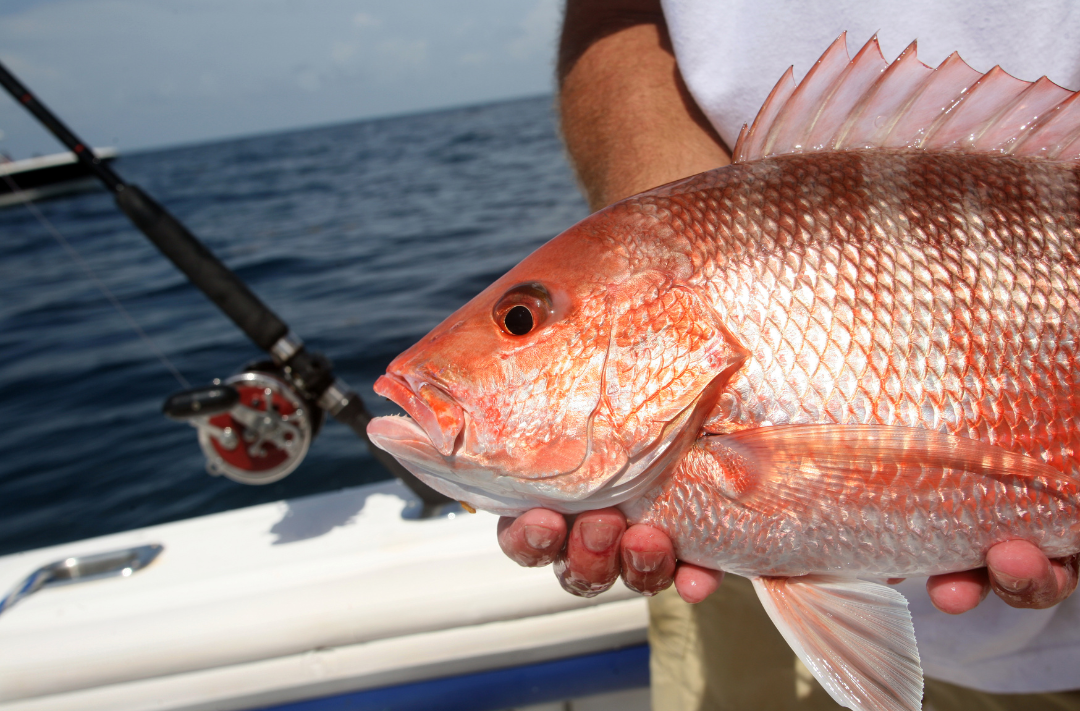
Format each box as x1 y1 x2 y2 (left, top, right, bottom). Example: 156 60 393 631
0 60 450 511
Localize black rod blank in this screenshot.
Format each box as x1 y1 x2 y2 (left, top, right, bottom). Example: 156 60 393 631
0 59 450 506
0 59 291 350
0 62 124 193
114 185 290 351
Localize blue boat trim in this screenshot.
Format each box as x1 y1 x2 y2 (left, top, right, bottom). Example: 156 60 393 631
255 643 650 711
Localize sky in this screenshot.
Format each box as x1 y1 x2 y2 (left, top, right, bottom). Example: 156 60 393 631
0 0 562 158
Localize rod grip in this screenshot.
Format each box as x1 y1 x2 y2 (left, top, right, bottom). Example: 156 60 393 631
115 184 289 351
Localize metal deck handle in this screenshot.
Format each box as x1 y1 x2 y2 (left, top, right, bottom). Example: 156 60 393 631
0 543 163 617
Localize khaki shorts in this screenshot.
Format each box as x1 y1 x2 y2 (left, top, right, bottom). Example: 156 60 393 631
648 575 1080 711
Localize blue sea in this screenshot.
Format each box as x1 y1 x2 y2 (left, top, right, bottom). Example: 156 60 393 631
0 96 589 557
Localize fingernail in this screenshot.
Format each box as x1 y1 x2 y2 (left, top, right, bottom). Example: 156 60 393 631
995 572 1030 593
554 556 614 598
628 549 666 573
523 525 558 551
580 522 620 553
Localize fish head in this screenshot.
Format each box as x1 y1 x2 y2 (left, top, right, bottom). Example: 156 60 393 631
368 201 748 515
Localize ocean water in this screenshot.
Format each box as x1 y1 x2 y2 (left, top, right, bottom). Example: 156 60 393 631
0 96 589 557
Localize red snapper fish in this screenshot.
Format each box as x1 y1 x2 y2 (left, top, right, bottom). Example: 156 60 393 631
368 35 1080 711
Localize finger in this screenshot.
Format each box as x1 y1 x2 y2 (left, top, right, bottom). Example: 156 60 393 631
1057 554 1080 601
674 563 724 604
497 508 567 567
620 524 676 596
1047 555 1080 606
986 540 1078 609
926 569 990 615
553 508 626 598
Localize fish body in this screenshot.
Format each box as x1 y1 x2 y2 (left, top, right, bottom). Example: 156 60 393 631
369 35 1080 711
617 149 1080 580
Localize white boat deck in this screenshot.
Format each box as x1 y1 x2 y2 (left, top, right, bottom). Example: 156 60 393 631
0 480 648 710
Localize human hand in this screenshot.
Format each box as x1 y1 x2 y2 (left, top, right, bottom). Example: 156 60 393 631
499 511 1079 611
497 507 723 603
926 540 1079 614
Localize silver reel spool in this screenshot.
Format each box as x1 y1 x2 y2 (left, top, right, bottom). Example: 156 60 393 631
191 370 315 485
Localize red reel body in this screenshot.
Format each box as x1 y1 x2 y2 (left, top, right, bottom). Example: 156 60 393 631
194 371 316 484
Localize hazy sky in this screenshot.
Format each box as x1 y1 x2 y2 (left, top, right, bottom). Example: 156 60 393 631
0 0 561 158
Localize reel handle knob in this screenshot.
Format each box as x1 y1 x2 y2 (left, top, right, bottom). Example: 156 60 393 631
162 385 241 420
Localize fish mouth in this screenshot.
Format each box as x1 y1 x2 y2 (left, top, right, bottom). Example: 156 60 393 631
372 373 464 457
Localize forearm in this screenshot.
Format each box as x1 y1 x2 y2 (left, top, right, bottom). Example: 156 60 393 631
558 0 730 210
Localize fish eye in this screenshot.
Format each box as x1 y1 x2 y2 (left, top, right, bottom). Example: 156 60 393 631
504 305 533 335
493 283 552 337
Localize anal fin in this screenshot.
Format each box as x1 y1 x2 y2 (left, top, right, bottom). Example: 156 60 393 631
751 575 923 711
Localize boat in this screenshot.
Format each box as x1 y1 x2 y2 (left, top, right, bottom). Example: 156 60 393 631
0 148 118 208
0 65 652 710
0 481 650 710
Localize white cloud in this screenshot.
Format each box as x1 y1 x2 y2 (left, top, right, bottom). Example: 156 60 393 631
332 41 357 64
352 11 380 28
295 68 321 92
507 0 560 59
0 0 562 156
376 38 428 71
458 51 487 66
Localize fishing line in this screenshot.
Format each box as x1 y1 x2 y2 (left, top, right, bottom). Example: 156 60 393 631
0 59 450 503
1 172 192 389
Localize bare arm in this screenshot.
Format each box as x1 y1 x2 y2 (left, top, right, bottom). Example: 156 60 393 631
557 0 729 210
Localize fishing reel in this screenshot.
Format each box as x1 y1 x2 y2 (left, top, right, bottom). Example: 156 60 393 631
163 362 324 485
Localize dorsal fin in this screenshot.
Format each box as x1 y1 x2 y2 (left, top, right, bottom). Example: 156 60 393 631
759 34 853 158
733 33 1080 163
734 66 797 162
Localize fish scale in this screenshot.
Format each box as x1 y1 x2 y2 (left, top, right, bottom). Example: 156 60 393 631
627 441 1080 578
613 151 1080 473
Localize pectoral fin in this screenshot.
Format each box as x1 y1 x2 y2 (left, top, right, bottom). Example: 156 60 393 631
751 575 922 711
695 424 1069 518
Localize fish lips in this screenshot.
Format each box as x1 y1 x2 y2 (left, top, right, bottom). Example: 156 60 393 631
372 374 464 457
366 412 541 516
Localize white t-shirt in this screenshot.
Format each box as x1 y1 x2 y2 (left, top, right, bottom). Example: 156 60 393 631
662 0 1080 150
660 0 1080 694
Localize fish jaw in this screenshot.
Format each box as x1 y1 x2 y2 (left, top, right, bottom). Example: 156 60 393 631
366 413 538 515
365 397 627 516
373 374 463 457
368 365 731 516
369 361 622 514
368 373 537 513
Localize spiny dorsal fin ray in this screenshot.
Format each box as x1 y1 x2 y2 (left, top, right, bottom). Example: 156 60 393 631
761 33 852 158
805 34 890 151
882 51 982 148
734 66 797 163
974 76 1071 153
733 34 1079 163
834 40 933 151
1013 89 1080 159
922 66 1031 151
